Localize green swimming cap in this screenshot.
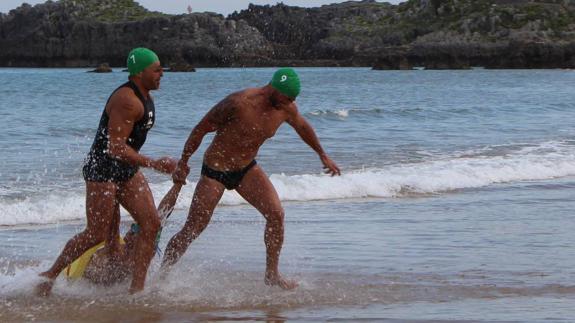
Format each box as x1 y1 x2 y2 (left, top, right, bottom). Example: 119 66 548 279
270 68 300 99
127 47 159 76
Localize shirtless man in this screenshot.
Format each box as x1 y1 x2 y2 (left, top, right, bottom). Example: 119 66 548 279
36 48 177 295
162 68 341 289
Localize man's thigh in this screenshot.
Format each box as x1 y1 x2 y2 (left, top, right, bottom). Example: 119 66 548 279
85 181 119 230
236 165 283 216
190 176 226 211
117 171 158 223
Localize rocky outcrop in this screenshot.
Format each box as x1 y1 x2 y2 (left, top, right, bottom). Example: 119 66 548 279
232 0 575 68
391 0 575 69
165 62 196 72
87 62 112 72
230 1 396 63
0 0 272 67
2 0 575 68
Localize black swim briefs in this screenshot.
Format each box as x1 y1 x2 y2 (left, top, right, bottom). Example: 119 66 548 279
201 160 257 190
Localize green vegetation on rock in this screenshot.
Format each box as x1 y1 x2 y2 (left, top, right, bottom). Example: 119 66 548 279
59 0 166 22
3 0 575 68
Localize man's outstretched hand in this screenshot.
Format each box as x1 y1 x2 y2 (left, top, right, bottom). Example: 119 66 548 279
153 156 178 174
320 154 341 176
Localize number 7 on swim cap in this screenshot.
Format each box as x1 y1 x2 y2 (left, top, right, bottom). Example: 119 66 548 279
127 48 160 76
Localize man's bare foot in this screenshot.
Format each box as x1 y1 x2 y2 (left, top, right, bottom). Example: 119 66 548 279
128 286 143 295
265 273 298 290
35 274 55 297
129 281 145 295
158 265 171 282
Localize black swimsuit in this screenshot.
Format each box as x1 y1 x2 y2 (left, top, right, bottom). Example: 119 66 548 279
82 81 155 183
201 160 257 190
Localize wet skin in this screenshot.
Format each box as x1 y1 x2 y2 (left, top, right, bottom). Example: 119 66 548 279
36 62 178 296
162 85 340 290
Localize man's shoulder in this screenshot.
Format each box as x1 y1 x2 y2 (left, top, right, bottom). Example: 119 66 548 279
226 88 249 100
111 86 140 101
110 87 143 107
106 87 144 117
231 88 265 105
220 89 247 108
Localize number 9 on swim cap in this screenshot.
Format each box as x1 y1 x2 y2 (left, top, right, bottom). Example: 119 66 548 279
270 68 301 99
127 47 160 76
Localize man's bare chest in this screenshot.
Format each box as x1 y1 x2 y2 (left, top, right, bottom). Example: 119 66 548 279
235 108 285 139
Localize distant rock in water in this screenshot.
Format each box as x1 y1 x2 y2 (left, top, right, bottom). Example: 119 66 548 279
372 50 413 70
2 0 575 69
165 63 196 72
88 63 113 73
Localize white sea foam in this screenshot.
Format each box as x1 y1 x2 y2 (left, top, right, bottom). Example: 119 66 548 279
1 141 574 226
334 109 349 118
308 108 369 118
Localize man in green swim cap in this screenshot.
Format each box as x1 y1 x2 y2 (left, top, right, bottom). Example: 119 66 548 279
127 47 162 89
36 48 187 296
270 67 301 99
162 68 340 290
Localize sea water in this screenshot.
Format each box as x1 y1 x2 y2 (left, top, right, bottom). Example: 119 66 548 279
0 68 574 321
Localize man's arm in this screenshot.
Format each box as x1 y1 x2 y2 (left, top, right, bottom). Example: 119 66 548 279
179 116 216 164
107 90 174 173
285 104 341 176
173 98 235 182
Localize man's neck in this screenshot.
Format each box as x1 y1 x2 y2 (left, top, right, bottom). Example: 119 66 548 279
129 77 150 99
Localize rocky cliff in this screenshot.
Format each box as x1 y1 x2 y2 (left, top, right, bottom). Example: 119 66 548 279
0 0 272 67
2 0 575 68
231 0 575 68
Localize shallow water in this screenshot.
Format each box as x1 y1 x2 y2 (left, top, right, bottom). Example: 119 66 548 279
2 177 575 321
1 68 575 321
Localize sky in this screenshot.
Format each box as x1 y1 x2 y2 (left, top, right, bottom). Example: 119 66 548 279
0 0 404 15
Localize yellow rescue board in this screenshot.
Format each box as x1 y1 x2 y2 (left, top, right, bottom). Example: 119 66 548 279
63 238 124 280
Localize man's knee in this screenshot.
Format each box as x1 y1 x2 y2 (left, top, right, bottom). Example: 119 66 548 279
180 214 210 240
188 207 213 226
265 208 285 223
